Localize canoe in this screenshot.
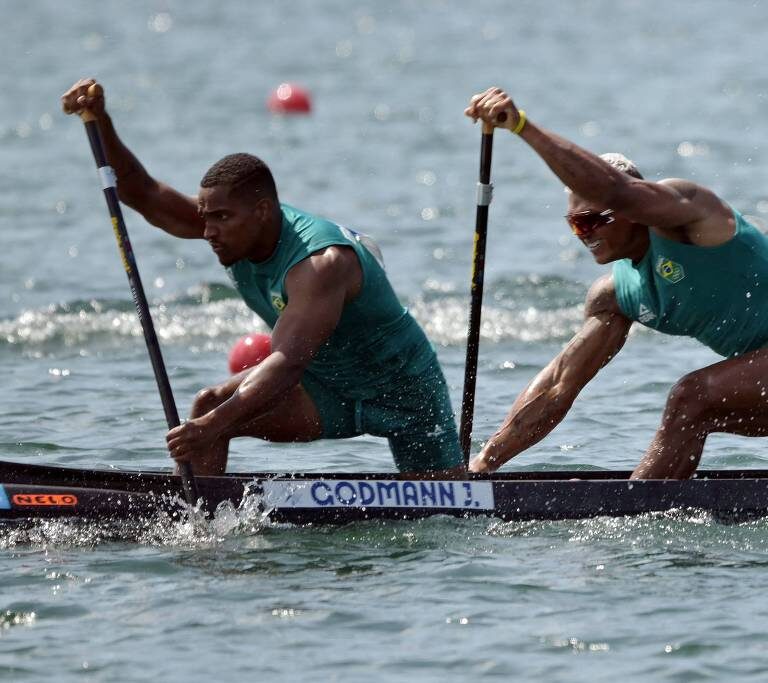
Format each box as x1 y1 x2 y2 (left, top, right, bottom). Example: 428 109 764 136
2 460 767 524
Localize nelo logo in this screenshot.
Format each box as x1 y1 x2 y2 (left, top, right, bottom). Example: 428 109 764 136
12 493 78 507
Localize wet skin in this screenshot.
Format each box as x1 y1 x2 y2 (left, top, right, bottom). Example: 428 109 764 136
566 194 650 265
197 186 281 267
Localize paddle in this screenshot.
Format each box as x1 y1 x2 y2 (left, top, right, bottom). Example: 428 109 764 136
459 116 505 464
78 84 200 507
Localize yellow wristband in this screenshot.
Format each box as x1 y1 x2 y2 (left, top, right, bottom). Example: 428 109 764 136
511 110 526 135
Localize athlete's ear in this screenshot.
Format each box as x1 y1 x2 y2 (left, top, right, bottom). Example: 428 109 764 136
252 197 274 223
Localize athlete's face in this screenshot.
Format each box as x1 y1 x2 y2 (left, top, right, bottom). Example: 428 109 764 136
566 194 649 264
197 185 276 266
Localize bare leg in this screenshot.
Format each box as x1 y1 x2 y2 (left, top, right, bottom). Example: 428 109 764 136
631 348 768 479
185 370 322 475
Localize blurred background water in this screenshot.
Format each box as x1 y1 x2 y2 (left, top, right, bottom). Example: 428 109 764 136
2 1 768 680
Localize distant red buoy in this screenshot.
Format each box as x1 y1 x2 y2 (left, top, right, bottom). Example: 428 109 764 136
228 333 272 374
267 83 312 115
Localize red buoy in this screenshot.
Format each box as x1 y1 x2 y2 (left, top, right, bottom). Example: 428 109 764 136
267 83 312 115
228 333 272 374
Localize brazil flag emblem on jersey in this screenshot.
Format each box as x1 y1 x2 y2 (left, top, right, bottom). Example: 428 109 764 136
655 257 685 284
271 292 286 312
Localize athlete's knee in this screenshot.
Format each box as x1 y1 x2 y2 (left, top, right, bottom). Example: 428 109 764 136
662 371 716 432
190 384 229 417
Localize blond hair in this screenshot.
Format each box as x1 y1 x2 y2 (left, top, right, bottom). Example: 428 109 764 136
599 152 644 179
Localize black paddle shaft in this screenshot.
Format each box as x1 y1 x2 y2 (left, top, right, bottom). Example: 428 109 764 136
459 122 499 463
80 116 200 506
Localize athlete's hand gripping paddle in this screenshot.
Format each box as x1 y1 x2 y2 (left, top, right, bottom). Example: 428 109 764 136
78 84 200 507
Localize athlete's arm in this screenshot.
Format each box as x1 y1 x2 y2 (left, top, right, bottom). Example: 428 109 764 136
61 78 203 239
469 275 632 473
465 87 734 244
216 246 359 425
166 246 361 461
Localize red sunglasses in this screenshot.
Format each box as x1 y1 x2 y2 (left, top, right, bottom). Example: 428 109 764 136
565 209 615 238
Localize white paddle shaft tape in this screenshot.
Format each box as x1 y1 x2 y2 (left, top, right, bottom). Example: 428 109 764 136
98 165 117 190
476 182 493 206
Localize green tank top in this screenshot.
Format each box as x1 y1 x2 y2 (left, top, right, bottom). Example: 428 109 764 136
226 203 436 398
612 207 768 357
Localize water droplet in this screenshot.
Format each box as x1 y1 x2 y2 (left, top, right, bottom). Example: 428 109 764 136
416 170 436 186
82 33 103 51
148 12 173 33
581 121 601 137
335 40 353 58
373 103 390 121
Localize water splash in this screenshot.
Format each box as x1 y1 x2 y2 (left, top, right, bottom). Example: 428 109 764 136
1 289 267 354
0 609 36 631
487 508 768 552
411 296 584 345
0 484 273 549
1 275 592 353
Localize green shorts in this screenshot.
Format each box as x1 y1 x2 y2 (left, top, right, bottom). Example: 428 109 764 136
301 358 463 473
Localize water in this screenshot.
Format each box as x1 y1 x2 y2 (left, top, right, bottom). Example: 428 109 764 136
2 0 768 680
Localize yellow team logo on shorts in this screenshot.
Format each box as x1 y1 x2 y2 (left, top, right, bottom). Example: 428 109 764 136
656 256 685 284
271 292 286 312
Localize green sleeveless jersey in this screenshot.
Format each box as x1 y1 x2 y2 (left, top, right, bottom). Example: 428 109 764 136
225 203 436 398
612 207 768 357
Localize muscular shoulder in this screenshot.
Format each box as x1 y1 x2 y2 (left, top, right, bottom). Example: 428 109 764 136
285 245 362 299
656 178 726 214
584 274 627 319
656 178 734 245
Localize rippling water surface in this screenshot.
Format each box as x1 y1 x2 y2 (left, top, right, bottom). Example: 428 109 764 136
3 1 768 680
